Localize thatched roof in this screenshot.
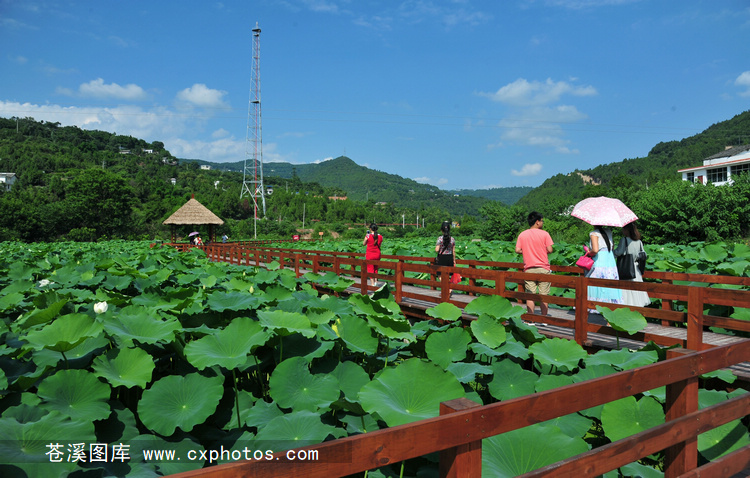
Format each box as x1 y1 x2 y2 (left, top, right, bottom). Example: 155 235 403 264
163 197 224 225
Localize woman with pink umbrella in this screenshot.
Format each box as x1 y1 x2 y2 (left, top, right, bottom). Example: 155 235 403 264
572 197 635 310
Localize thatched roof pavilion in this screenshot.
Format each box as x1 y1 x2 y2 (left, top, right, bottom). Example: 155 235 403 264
163 194 224 243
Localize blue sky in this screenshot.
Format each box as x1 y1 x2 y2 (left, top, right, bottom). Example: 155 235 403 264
1 1 749 190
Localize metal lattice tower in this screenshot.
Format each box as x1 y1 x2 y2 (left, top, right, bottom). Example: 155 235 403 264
240 22 266 220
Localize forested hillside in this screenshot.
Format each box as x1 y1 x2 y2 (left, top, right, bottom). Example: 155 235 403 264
517 110 750 213
480 110 750 245
0 118 474 242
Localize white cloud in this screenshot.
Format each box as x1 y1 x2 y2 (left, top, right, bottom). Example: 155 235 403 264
176 84 228 108
212 128 230 139
480 78 597 106
313 156 334 164
511 163 543 177
413 176 448 185
497 105 584 153
0 100 243 162
735 71 750 97
78 78 147 100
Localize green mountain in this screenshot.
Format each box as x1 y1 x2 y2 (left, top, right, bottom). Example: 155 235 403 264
183 156 528 216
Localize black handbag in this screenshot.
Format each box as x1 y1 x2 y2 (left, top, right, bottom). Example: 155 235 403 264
616 253 637 280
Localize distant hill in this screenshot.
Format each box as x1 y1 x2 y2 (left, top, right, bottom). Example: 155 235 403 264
449 187 532 205
182 156 531 216
517 109 750 213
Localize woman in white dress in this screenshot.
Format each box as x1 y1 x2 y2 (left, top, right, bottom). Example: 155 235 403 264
614 222 650 307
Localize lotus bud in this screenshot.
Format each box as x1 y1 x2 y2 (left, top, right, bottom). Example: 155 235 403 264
94 301 108 314
249 286 254 294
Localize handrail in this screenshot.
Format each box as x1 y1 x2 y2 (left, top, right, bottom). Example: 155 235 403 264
168 341 750 478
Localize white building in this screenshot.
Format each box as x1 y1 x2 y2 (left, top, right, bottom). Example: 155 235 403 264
0 172 17 191
678 145 750 185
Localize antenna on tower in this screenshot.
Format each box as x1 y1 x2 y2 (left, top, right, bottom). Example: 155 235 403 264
240 21 266 238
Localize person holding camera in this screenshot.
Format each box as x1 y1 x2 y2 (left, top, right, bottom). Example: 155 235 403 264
363 223 383 287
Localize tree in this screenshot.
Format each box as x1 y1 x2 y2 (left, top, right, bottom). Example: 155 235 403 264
64 169 135 239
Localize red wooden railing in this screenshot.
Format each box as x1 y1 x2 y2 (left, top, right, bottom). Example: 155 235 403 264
178 242 750 352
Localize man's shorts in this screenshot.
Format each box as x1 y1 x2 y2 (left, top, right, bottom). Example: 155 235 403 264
524 267 551 296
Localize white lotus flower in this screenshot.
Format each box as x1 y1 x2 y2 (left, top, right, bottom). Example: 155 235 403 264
94 301 108 314
38 279 51 287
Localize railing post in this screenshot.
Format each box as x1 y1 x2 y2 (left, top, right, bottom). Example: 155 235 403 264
686 287 705 351
494 270 505 297
395 260 403 302
664 348 699 478
468 264 477 296
295 254 301 278
574 275 588 345
441 268 451 303
661 277 674 326
439 398 482 478
361 260 368 295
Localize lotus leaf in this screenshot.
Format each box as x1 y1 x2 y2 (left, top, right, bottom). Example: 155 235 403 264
366 313 413 341
32 334 109 368
699 243 728 263
464 295 524 320
17 298 67 329
425 302 463 321
339 412 380 434
701 368 736 384
0 292 26 312
494 336 531 360
425 326 471 369
601 396 664 442
698 419 750 460
23 312 103 353
348 293 401 318
508 317 545 344
584 348 658 371
446 362 493 383
37 369 111 421
488 359 538 401
206 290 264 312
138 373 224 436
306 308 336 325
330 361 371 402
614 461 663 478
92 347 156 388
0 410 95 478
243 399 284 429
257 309 315 338
529 338 587 373
359 358 464 427
273 334 335 362
482 423 589 477
596 306 647 335
332 315 378 355
255 409 341 451
469 342 507 358
572 364 619 419
269 357 340 411
469 313 507 349
184 317 270 370
535 374 574 392
101 305 181 345
731 308 750 321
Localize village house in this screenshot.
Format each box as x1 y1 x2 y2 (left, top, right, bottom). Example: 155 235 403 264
678 144 750 185
0 172 17 191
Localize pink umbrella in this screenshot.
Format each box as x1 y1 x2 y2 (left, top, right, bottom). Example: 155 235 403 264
571 196 638 227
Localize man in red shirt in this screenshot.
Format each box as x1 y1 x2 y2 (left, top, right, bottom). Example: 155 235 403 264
515 211 554 315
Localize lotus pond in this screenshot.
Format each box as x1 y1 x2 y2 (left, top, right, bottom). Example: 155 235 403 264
0 240 748 478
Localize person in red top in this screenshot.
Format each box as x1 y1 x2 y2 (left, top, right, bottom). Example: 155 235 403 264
363 224 383 287
515 211 554 315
